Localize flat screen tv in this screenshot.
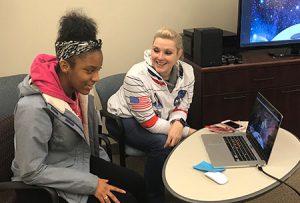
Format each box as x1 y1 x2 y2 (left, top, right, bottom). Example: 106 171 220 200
238 0 300 56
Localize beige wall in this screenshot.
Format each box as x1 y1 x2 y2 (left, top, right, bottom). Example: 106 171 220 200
0 0 238 77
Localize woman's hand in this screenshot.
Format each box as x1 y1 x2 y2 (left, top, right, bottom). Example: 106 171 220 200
94 178 126 203
164 121 184 148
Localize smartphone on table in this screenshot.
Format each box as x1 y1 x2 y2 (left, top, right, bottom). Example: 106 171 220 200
220 120 244 131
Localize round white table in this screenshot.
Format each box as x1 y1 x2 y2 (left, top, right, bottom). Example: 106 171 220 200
162 124 300 202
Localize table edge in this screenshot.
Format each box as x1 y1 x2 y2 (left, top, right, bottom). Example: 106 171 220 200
162 131 300 203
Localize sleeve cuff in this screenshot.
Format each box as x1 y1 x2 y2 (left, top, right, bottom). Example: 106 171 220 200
182 126 190 137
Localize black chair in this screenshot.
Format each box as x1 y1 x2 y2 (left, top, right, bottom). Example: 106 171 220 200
0 74 59 202
95 73 145 167
0 74 27 117
0 114 59 203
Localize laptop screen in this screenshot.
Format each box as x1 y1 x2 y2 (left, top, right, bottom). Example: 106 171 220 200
246 93 283 162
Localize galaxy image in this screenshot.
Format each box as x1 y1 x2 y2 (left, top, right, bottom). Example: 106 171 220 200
250 0 300 43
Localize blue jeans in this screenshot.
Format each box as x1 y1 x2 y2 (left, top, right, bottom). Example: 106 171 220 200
122 118 172 203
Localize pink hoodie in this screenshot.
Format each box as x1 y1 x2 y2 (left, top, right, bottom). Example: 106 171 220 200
30 54 82 120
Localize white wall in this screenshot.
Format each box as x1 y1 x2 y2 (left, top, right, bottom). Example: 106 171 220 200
0 0 238 77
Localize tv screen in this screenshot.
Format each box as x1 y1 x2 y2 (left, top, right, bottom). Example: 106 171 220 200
238 0 300 50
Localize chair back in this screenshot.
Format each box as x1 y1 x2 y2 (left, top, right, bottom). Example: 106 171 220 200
0 115 15 182
95 73 126 111
0 74 26 117
0 74 24 180
0 114 17 203
0 75 59 202
0 75 24 202
95 73 145 166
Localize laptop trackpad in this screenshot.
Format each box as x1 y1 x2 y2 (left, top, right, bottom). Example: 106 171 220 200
202 135 265 168
204 143 234 165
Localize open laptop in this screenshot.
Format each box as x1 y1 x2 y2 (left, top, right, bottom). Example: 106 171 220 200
201 92 283 168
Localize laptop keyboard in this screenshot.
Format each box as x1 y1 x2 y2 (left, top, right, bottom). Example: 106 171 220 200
223 136 257 162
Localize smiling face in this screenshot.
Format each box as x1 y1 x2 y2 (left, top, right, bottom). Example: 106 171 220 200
59 50 103 96
151 37 182 80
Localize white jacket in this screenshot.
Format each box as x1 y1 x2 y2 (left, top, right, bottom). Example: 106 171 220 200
107 50 195 137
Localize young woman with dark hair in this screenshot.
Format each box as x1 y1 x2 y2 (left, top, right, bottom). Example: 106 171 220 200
11 11 146 203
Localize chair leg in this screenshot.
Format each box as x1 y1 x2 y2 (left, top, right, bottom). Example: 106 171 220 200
118 144 126 167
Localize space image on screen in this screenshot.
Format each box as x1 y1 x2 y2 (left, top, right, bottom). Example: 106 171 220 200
238 0 300 52
247 95 282 160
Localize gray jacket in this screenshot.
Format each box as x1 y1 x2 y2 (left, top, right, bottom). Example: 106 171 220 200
11 76 109 203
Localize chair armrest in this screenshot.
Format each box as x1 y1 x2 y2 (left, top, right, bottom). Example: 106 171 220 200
98 133 112 161
0 181 59 203
100 110 124 140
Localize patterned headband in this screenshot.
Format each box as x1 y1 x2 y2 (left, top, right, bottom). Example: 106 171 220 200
55 39 102 60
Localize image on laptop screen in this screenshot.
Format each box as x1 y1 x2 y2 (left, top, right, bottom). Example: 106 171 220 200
246 93 283 162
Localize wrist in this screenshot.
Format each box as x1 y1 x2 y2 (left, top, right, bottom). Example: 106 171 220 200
170 118 188 127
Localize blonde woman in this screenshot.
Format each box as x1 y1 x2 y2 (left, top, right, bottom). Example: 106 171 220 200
107 27 196 203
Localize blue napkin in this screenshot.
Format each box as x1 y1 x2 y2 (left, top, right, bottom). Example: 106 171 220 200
193 161 225 172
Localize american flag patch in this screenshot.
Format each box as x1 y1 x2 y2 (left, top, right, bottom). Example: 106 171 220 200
129 96 151 110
